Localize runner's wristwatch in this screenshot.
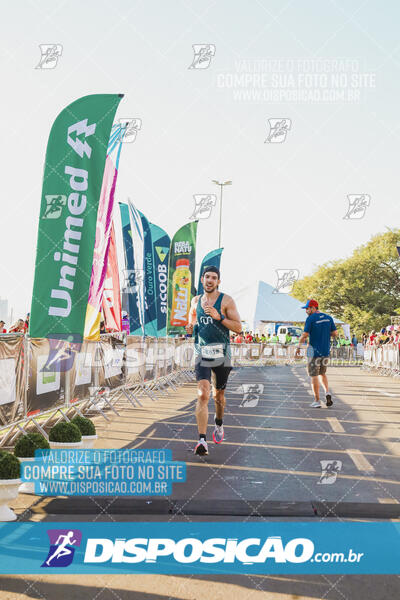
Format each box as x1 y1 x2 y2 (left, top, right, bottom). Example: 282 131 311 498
219 313 225 322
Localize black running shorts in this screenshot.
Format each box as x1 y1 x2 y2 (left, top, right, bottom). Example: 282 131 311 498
307 356 329 377
195 357 232 390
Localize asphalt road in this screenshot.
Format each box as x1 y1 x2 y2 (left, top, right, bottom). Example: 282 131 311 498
7 363 400 600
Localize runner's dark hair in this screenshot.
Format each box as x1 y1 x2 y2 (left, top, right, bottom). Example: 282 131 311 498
202 266 220 278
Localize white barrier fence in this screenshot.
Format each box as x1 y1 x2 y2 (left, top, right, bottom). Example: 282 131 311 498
363 343 400 375
0 335 367 446
230 343 306 366
229 343 360 365
0 334 197 447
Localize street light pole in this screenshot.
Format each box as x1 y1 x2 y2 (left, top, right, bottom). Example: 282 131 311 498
212 180 232 248
218 183 223 249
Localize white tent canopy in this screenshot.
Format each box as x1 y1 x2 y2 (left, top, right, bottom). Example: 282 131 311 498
235 280 345 333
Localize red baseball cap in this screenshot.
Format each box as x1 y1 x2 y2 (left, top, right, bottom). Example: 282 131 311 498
301 299 319 309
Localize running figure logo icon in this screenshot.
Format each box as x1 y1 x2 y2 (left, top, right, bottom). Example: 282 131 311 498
265 118 291 143
240 383 264 408
343 194 370 219
118 118 142 143
42 195 67 219
42 529 82 568
189 195 216 220
42 333 82 374
188 44 216 69
318 460 342 484
273 269 299 293
123 269 144 293
35 44 63 69
232 383 264 408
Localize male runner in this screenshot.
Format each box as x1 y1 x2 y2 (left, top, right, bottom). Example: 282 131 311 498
299 299 338 408
185 266 242 455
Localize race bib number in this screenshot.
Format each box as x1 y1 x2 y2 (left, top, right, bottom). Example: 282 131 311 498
201 344 224 359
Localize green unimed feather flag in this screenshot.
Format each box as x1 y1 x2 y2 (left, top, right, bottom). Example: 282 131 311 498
29 94 123 339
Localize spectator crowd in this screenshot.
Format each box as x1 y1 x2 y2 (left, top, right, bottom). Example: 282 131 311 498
0 314 29 334
363 325 400 347
230 332 291 344
230 330 357 348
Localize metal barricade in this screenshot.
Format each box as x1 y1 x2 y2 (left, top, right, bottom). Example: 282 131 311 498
125 335 146 387
230 343 305 366
155 337 177 392
4 331 387 447
330 346 353 361
0 333 26 430
174 339 195 381
362 343 400 376
27 337 67 417
230 344 242 368
0 333 196 447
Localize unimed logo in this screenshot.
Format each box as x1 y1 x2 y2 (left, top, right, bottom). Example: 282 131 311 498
83 536 314 564
48 119 96 320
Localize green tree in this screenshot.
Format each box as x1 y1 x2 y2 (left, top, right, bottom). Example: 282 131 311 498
291 230 400 336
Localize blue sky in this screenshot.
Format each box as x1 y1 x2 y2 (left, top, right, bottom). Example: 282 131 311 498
1 0 399 323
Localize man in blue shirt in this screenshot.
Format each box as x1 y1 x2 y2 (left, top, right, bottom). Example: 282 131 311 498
299 299 338 408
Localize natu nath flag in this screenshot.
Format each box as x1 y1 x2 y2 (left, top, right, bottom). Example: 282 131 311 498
29 94 123 339
167 221 198 336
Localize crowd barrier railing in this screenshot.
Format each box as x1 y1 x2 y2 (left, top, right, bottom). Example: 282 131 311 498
0 335 367 446
229 343 304 366
0 334 196 447
363 343 400 376
230 342 364 366
0 333 26 431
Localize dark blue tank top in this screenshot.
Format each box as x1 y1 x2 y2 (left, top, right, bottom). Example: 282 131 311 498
194 293 230 359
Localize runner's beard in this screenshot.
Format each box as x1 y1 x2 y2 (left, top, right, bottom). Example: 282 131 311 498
204 283 218 293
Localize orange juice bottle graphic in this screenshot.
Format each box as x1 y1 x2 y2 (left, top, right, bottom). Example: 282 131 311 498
170 258 191 326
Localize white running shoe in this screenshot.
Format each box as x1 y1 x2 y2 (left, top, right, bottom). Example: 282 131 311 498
213 414 224 444
213 423 224 444
194 439 208 455
310 401 322 408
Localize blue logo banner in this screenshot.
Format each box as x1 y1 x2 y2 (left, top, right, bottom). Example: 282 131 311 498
150 222 170 336
0 522 399 574
119 202 142 335
139 210 157 337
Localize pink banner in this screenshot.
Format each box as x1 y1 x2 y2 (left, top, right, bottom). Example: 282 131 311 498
84 156 118 340
102 224 122 331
